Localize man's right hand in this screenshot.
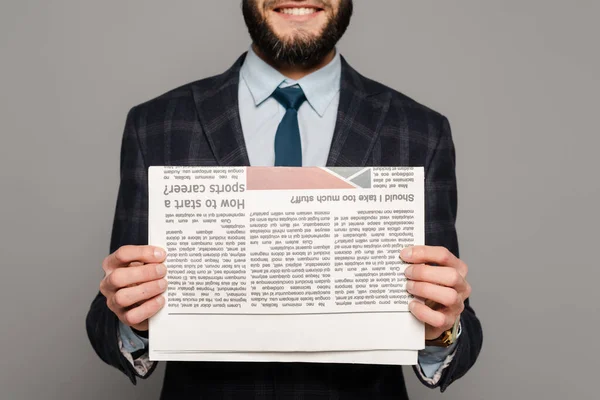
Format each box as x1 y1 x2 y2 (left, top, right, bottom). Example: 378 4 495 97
100 245 168 331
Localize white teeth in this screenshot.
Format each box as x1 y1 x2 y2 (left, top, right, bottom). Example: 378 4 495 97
280 7 317 16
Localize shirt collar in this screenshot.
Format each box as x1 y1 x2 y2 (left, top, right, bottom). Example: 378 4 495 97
240 46 342 117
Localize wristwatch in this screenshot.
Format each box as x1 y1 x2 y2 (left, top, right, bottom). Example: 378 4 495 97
425 317 461 347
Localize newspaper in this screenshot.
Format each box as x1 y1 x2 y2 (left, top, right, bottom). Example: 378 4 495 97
148 166 425 363
152 349 418 365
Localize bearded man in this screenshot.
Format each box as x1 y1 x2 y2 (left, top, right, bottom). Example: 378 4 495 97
86 1 483 398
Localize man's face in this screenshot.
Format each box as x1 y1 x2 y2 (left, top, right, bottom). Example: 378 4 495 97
242 0 353 68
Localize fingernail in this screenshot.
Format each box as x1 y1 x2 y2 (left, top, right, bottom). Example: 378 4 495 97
404 266 413 278
156 264 167 275
158 279 167 289
156 296 165 306
401 247 412 260
154 248 166 258
406 281 414 291
409 301 415 311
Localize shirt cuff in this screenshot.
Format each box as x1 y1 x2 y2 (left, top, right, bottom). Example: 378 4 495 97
117 321 154 376
416 322 462 384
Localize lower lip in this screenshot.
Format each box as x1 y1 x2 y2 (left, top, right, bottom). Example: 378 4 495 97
273 10 323 21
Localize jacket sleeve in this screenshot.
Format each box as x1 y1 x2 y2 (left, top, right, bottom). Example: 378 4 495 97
85 106 159 384
412 115 483 392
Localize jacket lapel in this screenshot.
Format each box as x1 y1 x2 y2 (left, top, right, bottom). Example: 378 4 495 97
326 57 391 167
191 53 251 166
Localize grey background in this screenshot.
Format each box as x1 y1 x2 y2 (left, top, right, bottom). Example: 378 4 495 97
1 0 598 399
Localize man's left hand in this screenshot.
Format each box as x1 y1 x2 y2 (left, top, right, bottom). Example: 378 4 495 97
401 246 471 340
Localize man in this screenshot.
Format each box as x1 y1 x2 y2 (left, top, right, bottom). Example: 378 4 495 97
86 0 483 398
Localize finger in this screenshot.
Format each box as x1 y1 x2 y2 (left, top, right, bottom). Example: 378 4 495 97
408 301 452 330
406 281 461 308
104 263 167 291
404 264 467 291
105 245 167 270
113 279 168 309
401 246 467 275
122 295 165 327
122 261 144 286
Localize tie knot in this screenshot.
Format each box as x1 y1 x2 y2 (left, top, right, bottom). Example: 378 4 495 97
272 86 307 111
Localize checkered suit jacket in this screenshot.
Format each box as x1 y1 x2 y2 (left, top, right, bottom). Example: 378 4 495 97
86 53 482 399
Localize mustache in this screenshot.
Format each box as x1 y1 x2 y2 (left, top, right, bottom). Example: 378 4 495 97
263 0 329 9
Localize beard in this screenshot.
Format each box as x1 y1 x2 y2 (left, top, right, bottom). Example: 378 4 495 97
242 0 353 68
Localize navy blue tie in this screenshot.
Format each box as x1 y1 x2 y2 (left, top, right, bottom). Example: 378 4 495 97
272 86 307 167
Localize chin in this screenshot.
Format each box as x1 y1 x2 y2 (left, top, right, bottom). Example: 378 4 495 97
267 13 328 36
274 31 321 47
270 24 326 44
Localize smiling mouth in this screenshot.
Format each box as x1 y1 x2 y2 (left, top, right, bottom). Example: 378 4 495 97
274 6 324 16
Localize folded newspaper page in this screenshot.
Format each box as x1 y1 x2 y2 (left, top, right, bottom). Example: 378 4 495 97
148 167 425 361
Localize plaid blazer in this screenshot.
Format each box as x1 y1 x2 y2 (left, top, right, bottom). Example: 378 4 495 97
86 53 482 400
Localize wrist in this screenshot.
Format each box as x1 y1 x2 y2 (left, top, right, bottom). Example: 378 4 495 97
131 326 148 339
425 318 461 347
